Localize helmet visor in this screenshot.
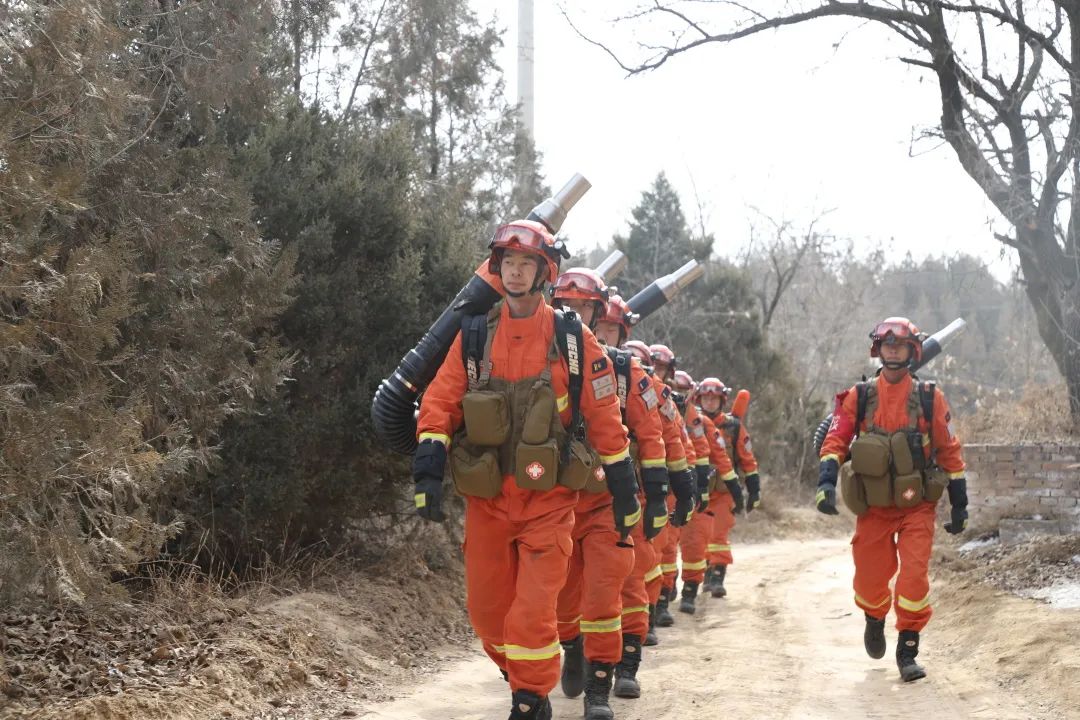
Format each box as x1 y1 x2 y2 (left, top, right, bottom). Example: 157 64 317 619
871 321 916 342
553 271 608 301
490 223 552 253
698 383 726 397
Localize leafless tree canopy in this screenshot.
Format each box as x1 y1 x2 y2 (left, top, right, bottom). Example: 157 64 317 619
570 1 1080 419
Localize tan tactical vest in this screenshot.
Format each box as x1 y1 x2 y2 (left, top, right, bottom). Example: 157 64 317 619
840 382 948 515
448 307 603 498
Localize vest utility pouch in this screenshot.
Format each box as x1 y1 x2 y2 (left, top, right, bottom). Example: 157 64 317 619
449 444 502 499
521 383 556 445
840 462 869 516
567 441 604 493
893 471 925 508
890 432 916 476
515 438 559 491
860 472 892 507
850 434 891 478
462 390 510 447
923 468 948 502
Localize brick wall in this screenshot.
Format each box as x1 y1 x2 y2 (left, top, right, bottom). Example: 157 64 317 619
963 444 1080 532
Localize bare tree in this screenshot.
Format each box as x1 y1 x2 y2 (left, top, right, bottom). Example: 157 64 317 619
570 1 1080 422
742 210 833 330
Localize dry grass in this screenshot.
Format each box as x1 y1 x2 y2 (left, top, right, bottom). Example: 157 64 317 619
957 383 1077 443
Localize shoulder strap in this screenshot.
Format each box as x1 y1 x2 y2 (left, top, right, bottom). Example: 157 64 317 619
460 307 499 390
554 309 586 463
855 381 871 433
608 346 632 412
727 415 742 471
461 313 487 391
919 381 935 427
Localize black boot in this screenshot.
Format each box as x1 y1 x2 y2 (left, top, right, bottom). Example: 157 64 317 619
702 566 716 594
656 593 675 627
613 633 642 699
679 581 699 614
710 565 727 598
896 630 927 682
560 635 585 698
583 661 615 720
644 604 659 646
863 614 886 659
509 689 552 720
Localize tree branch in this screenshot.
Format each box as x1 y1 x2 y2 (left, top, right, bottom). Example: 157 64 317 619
344 0 388 119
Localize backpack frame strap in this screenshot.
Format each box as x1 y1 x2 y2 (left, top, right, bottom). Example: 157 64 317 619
608 346 632 413
554 309 585 464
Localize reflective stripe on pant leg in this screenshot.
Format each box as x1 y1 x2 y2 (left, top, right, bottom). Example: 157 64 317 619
504 506 575 696
708 493 736 566
851 508 900 620
621 522 653 641
465 498 517 675
579 505 636 664
555 533 586 643
679 510 710 583
894 503 936 632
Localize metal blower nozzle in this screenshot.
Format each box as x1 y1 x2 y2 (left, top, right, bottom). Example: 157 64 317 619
527 173 591 234
594 250 628 282
663 260 704 296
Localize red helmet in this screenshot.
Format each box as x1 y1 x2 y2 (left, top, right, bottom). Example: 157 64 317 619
488 220 568 290
870 317 923 363
598 294 639 342
623 340 652 365
649 343 677 369
552 268 609 322
697 377 729 399
672 370 695 393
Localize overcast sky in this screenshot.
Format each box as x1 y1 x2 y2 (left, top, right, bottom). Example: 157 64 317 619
471 1 1016 280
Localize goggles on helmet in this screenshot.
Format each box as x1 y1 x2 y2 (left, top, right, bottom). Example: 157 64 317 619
697 378 728 397
552 269 609 304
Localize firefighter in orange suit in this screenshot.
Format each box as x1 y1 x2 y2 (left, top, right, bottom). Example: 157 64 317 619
621 340 695 636
670 370 738 613
594 299 694 698
816 317 968 683
697 377 761 599
414 224 638 720
550 269 665 719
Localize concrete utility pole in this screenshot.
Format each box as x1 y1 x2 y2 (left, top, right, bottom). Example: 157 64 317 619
517 0 535 139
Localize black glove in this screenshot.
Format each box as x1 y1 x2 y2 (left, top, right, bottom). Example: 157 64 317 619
413 439 447 522
745 473 762 513
724 478 745 515
669 467 695 527
605 458 641 541
816 458 839 516
641 466 670 540
694 464 712 513
944 478 968 534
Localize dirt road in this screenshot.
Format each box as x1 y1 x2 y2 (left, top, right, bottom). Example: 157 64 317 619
360 539 1058 720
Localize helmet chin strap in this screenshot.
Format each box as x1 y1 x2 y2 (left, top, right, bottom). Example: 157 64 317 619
881 359 909 371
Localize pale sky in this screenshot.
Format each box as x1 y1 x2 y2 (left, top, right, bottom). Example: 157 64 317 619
472 1 1017 279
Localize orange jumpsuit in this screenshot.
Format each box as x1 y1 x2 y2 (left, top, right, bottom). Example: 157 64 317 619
644 376 688 608
820 374 965 632
660 399 701 592
680 407 737 584
703 410 757 567
558 356 666 662
418 301 630 696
